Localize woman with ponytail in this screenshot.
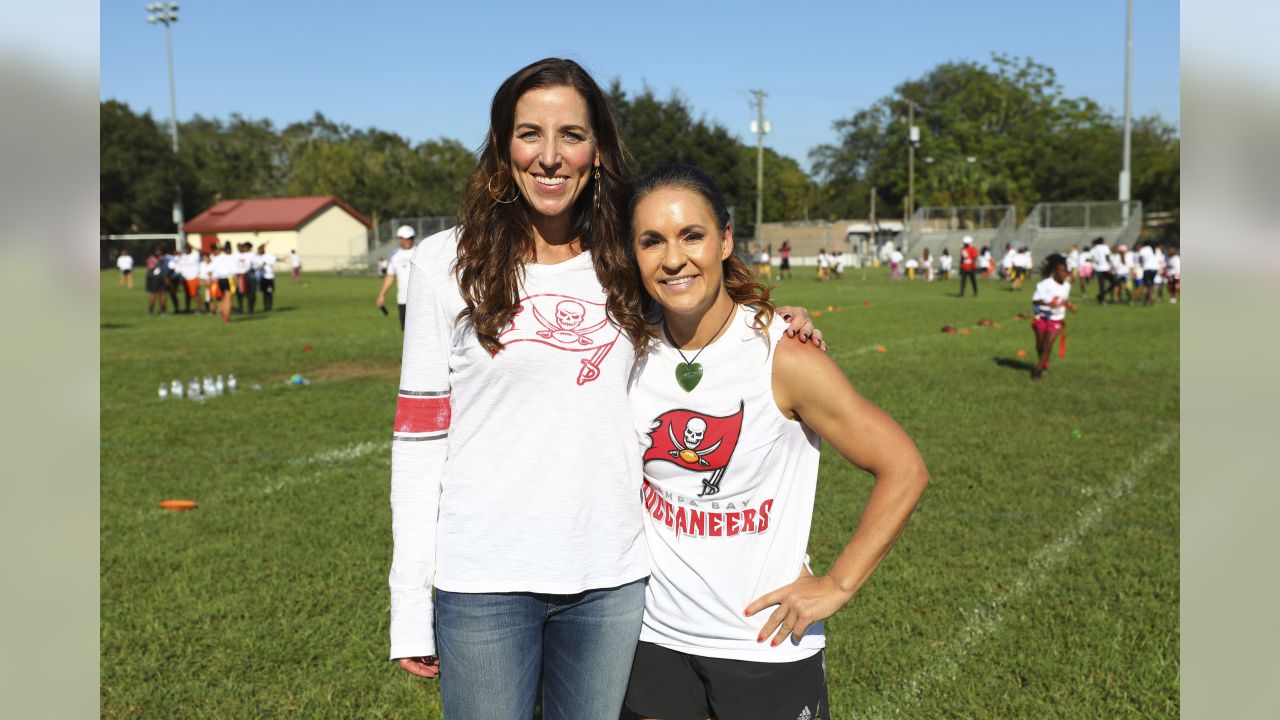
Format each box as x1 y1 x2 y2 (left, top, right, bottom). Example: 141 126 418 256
624 165 927 720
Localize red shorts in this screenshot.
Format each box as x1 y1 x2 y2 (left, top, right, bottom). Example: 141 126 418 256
1032 317 1063 333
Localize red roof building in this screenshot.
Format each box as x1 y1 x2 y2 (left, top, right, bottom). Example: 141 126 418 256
185 196 372 271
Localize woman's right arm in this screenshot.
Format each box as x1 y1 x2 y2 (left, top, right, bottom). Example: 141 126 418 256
388 250 453 676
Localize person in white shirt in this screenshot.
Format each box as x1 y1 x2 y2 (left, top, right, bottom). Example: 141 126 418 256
1088 237 1113 305
377 225 418 330
289 249 302 283
1000 243 1017 281
256 245 279 312
1012 247 1033 290
387 58 823 719
816 249 830 282
116 250 134 289
209 242 237 324
939 248 953 280
232 242 259 314
177 244 201 314
1066 244 1081 283
889 248 904 280
1137 240 1162 306
921 249 934 282
198 252 213 313
904 256 919 281
831 250 844 280
1110 244 1132 304
625 164 927 720
1029 252 1079 381
1164 244 1181 303
979 246 993 277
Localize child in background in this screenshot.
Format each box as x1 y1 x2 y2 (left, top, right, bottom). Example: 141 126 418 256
1030 253 1078 381
198 252 213 314
904 256 919 281
817 249 830 282
921 249 934 282
1165 244 1181 303
939 248 953 280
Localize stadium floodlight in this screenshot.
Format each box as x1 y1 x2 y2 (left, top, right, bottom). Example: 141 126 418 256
144 1 185 247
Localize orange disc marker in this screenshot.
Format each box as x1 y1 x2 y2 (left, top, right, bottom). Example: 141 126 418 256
876 345 887 353
159 499 197 511
811 310 823 318
1016 349 1028 357
959 328 970 335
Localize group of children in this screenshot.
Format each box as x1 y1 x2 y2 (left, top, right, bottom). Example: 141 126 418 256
1069 238 1181 306
118 243 301 323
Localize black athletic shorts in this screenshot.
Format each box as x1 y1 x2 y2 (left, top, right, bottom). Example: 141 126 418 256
625 641 830 720
145 270 164 292
216 278 231 292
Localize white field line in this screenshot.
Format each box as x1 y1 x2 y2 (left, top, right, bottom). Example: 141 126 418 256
860 430 1177 719
138 441 388 517
831 333 938 361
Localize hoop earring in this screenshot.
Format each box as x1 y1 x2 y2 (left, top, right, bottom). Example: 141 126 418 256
487 175 519 205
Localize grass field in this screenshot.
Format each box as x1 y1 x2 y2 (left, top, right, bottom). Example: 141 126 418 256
101 267 1178 719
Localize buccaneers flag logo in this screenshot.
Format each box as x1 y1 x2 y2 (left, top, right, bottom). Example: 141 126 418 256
498 293 621 385
643 402 745 497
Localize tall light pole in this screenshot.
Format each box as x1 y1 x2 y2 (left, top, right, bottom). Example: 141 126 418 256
146 2 185 248
749 90 770 238
905 100 919 254
1120 0 1133 221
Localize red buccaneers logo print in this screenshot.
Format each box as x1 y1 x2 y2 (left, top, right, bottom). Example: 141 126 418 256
643 402 745 497
499 293 621 385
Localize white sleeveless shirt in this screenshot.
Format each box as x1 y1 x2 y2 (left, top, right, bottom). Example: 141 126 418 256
629 305 824 662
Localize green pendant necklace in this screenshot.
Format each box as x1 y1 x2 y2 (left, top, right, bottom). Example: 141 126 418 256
666 305 736 392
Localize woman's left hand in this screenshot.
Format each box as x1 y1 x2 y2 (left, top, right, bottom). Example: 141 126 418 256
744 573 853 647
776 306 827 351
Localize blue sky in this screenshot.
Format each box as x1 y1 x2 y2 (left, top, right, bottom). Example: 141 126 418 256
100 0 1180 173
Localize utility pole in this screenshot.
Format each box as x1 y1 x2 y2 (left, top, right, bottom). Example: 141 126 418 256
906 100 918 255
750 90 770 237
869 186 877 266
1120 0 1134 221
147 2 185 249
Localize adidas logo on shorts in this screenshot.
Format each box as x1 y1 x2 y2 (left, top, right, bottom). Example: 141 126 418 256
796 706 812 720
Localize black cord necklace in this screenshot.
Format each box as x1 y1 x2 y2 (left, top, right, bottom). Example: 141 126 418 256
665 304 736 392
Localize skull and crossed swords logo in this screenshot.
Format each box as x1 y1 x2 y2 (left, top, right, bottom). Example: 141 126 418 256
668 418 726 497
530 300 609 346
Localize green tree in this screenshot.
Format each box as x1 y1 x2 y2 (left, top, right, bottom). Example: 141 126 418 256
809 54 1180 219
100 100 179 233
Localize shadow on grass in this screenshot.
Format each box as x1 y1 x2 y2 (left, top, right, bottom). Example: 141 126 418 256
993 356 1035 372
100 323 131 330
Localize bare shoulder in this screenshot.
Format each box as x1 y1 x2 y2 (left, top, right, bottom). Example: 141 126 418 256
773 332 840 378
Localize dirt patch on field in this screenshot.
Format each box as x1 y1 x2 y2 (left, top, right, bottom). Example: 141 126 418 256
309 361 400 383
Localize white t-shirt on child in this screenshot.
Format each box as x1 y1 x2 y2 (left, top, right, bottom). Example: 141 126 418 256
1032 277 1071 321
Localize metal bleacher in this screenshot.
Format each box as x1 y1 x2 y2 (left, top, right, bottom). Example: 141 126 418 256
898 204 1017 258
894 201 1144 261
1014 201 1143 257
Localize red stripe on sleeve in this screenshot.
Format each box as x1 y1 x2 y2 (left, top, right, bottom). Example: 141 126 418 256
394 396 451 434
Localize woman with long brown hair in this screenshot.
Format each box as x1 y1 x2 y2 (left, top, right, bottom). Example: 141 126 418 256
387 59 816 719
624 165 927 720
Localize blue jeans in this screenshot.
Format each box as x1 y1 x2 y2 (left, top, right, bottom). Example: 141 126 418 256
435 579 646 720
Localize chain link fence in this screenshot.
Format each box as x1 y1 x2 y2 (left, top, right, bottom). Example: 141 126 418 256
899 204 1017 259
1015 201 1143 257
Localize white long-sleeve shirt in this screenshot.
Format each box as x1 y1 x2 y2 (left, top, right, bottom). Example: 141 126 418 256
388 228 648 659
